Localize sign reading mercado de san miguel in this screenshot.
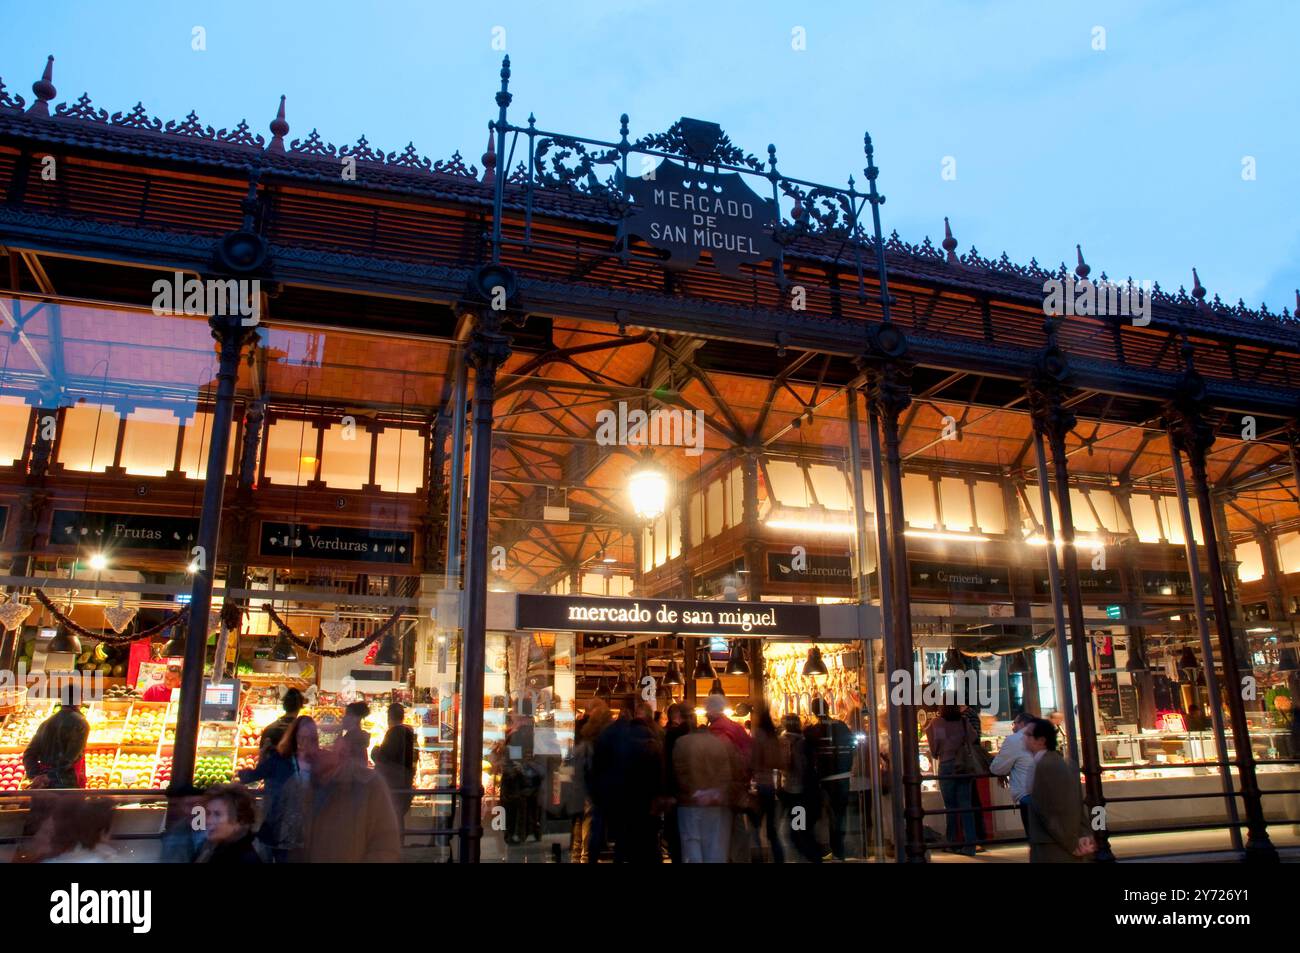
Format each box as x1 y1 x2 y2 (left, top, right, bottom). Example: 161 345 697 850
516 594 822 638
619 119 779 275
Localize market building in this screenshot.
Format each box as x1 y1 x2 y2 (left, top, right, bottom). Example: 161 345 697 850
0 55 1296 862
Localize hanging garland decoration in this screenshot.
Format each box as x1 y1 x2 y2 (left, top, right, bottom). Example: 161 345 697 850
33 590 189 644
263 603 404 658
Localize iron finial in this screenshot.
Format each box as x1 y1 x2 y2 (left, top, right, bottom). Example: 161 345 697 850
619 113 629 142
29 55 55 116
496 55 512 110
942 216 959 264
481 129 496 185
1191 267 1206 303
1074 244 1090 280
268 95 288 153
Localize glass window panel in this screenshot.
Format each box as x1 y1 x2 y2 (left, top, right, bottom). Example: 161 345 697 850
375 428 424 493
1130 494 1162 543
0 398 30 465
1234 540 1264 583
1278 532 1300 574
859 469 876 513
689 491 703 546
901 472 937 529
582 573 606 595
610 575 633 596
809 464 850 511
939 477 973 531
179 413 236 479
320 423 373 490
1070 488 1100 532
642 526 653 573
654 514 668 566
668 507 681 560
972 481 1006 534
58 403 120 473
766 459 811 508
1090 488 1129 534
120 407 179 477
706 479 724 537
263 418 319 487
728 468 745 526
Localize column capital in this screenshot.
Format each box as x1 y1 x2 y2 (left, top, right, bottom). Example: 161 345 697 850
467 310 513 374
862 358 913 420
1025 376 1076 441
1162 399 1215 468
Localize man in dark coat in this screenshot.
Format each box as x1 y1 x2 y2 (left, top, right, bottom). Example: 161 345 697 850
1024 717 1095 863
588 694 663 863
24 699 89 789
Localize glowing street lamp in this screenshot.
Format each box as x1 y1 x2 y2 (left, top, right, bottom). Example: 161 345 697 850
628 450 668 522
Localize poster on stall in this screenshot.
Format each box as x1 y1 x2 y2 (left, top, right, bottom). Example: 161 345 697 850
136 661 170 696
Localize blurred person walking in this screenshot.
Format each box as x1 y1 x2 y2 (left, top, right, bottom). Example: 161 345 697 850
194 784 265 864
258 688 304 752
805 697 854 861
925 702 979 856
1024 718 1095 863
778 714 822 863
41 796 118 863
371 702 418 827
567 698 609 862
750 704 785 863
672 713 736 863
661 702 693 863
242 714 321 862
588 694 662 863
704 694 752 862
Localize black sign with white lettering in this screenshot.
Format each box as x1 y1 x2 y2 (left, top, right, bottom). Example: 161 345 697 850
1141 570 1209 597
620 157 777 275
1094 632 1121 718
766 550 853 588
50 510 197 552
516 593 821 637
260 522 413 564
1033 567 1123 596
910 561 1010 595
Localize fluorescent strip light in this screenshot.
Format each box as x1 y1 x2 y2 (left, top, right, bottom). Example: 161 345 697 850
764 518 855 535
1025 536 1105 548
904 530 990 543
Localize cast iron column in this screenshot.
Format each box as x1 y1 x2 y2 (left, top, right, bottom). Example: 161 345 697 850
867 361 925 862
0 401 55 672
1166 397 1278 861
1028 377 1112 861
172 314 253 791
457 310 511 863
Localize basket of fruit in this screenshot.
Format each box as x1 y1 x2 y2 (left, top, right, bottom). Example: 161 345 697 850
194 755 233 789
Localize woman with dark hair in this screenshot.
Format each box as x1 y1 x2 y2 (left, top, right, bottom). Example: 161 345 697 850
195 784 264 863
568 698 611 863
238 715 319 862
925 701 979 855
750 704 785 863
778 714 821 863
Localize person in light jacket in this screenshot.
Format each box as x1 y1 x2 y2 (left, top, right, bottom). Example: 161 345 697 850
989 711 1038 832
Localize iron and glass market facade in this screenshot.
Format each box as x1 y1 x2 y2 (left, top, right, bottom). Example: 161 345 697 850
0 56 1297 862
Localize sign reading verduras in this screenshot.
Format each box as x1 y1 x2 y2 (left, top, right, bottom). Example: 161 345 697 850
620 157 778 275
516 594 821 637
260 521 413 564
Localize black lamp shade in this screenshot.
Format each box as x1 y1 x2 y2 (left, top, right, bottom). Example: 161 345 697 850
48 627 81 655
802 646 828 677
663 659 683 686
725 641 750 676
373 632 398 666
162 629 186 659
709 677 726 697
942 644 967 673
693 648 715 680
272 633 299 663
1007 651 1029 675
1178 646 1199 670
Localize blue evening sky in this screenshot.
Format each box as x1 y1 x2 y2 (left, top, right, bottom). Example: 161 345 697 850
2 1 1295 311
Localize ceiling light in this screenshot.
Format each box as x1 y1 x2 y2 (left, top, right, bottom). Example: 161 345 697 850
628 450 668 522
87 553 108 571
47 626 81 655
373 632 399 666
663 658 683 686
272 632 299 663
693 648 715 680
802 645 828 677
724 640 750 676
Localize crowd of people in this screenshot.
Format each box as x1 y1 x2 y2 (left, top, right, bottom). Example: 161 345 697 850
544 692 860 863
13 689 419 863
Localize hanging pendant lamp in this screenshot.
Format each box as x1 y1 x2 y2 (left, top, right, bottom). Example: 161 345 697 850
942 642 967 673
802 645 828 677
1007 650 1029 675
663 658 684 686
725 640 750 676
694 646 715 680
373 631 399 666
272 631 299 663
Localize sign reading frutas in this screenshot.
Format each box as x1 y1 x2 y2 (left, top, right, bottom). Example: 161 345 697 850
620 158 778 275
51 510 197 552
